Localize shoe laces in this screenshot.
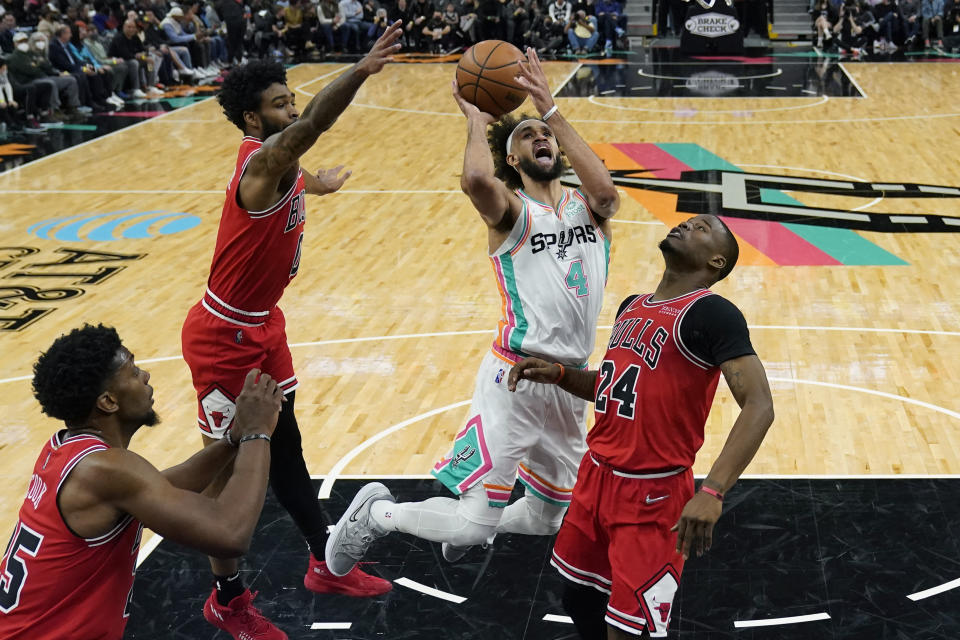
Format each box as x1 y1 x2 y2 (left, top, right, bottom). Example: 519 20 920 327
234 593 275 633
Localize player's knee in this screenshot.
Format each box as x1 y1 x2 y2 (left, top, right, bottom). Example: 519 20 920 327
446 519 497 547
530 500 566 535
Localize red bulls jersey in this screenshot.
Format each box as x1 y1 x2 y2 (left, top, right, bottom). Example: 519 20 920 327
0 431 143 640
587 289 724 470
202 136 307 325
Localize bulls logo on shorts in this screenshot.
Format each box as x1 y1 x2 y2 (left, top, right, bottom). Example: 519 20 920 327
200 385 237 436
635 566 679 637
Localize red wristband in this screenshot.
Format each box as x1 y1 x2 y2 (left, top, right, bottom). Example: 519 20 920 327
554 363 565 384
700 485 724 502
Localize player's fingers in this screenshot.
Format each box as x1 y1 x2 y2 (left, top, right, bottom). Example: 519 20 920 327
703 522 714 553
243 368 260 390
673 517 686 554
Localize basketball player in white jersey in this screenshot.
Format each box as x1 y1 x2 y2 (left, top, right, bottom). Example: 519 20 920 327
325 48 620 574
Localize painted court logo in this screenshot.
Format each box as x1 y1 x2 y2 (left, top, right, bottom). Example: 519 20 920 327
565 143 960 266
27 210 201 242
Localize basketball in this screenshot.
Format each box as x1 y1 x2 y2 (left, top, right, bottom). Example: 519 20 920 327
456 40 528 118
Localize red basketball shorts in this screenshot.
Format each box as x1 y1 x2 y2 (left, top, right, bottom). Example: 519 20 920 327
181 301 298 438
550 452 694 637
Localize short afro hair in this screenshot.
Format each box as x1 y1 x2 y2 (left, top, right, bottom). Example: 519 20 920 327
217 60 288 132
487 112 536 191
32 324 124 426
714 217 739 281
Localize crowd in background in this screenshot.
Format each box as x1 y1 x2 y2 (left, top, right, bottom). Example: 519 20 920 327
0 0 628 133
812 0 960 54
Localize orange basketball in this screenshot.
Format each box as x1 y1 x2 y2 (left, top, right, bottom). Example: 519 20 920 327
456 40 528 118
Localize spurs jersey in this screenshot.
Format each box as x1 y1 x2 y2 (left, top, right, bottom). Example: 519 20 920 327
490 188 610 366
587 289 754 470
202 136 306 325
0 431 143 640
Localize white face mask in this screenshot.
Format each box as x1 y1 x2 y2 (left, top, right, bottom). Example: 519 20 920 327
16 42 28 51
34 40 46 50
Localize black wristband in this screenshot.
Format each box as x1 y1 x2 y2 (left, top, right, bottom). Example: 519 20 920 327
239 433 271 445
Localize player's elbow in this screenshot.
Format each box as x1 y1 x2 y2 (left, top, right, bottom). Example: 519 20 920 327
591 189 620 218
460 170 496 195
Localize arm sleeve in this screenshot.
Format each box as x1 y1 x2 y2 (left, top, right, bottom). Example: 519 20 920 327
678 295 755 366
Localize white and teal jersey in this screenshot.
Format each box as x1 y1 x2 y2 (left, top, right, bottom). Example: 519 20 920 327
489 187 610 366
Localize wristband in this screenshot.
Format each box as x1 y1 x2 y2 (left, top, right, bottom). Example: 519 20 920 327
699 485 724 502
239 433 272 445
224 428 238 448
554 363 565 384
542 104 559 121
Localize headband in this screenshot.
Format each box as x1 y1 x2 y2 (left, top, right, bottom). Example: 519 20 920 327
505 119 545 155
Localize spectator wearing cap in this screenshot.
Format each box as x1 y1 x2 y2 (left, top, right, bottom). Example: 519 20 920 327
7 31 83 118
160 6 200 73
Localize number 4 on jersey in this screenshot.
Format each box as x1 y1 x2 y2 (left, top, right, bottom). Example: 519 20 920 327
565 260 588 297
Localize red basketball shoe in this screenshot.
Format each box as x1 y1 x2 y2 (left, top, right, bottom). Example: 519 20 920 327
303 555 392 597
202 588 288 640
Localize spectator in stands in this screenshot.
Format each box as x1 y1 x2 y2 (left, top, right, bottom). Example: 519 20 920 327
567 8 598 53
528 10 564 52
6 64 48 132
68 22 127 105
49 24 111 111
873 0 900 50
812 0 838 48
369 6 391 43
82 20 156 98
835 0 866 53
900 0 921 46
91 1 118 34
0 13 16 53
421 7 451 50
314 0 341 52
595 0 624 55
140 10 188 83
251 0 282 56
409 0 435 47
549 0 572 24
282 0 308 55
216 0 246 63
441 2 463 47
110 18 164 89
339 0 365 51
942 4 960 48
505 0 529 46
478 0 503 39
184 3 220 74
35 5 60 38
921 0 944 46
160 7 200 73
0 57 21 132
8 31 85 118
458 0 479 44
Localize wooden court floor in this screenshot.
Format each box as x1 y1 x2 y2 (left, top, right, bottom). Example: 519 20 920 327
0 60 959 538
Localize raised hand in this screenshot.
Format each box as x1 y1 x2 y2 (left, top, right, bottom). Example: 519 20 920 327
309 164 352 195
451 79 495 125
670 492 723 560
357 19 404 76
507 357 562 391
515 47 553 115
233 369 283 439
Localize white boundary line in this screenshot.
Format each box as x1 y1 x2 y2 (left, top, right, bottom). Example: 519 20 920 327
394 577 466 603
136 532 164 568
907 577 960 601
309 622 353 629
2 323 959 386
839 62 869 99
734 612 831 628
544 614 574 623
587 94 829 114
317 399 471 499
638 68 784 82
553 63 583 97
0 90 216 179
292 64 351 98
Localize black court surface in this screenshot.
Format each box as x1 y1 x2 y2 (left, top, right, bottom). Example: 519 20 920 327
127 478 960 639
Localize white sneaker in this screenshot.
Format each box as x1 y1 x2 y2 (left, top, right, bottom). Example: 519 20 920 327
324 482 394 577
132 89 148 99
147 87 165 96
179 67 195 77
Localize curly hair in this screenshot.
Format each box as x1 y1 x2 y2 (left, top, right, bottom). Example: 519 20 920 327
487 112 537 191
32 324 123 426
486 112 571 191
217 60 288 132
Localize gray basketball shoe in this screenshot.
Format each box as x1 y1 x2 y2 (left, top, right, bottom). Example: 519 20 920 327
325 482 395 577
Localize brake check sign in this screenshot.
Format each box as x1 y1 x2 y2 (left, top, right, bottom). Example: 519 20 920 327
685 12 740 37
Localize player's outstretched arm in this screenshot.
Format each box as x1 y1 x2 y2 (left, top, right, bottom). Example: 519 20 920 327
256 21 403 177
508 356 598 401
452 80 519 227
515 47 619 220
303 164 352 196
672 354 774 560
67 370 284 558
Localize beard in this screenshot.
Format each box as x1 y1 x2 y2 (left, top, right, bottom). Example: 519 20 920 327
260 117 290 140
142 409 161 427
518 155 564 183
